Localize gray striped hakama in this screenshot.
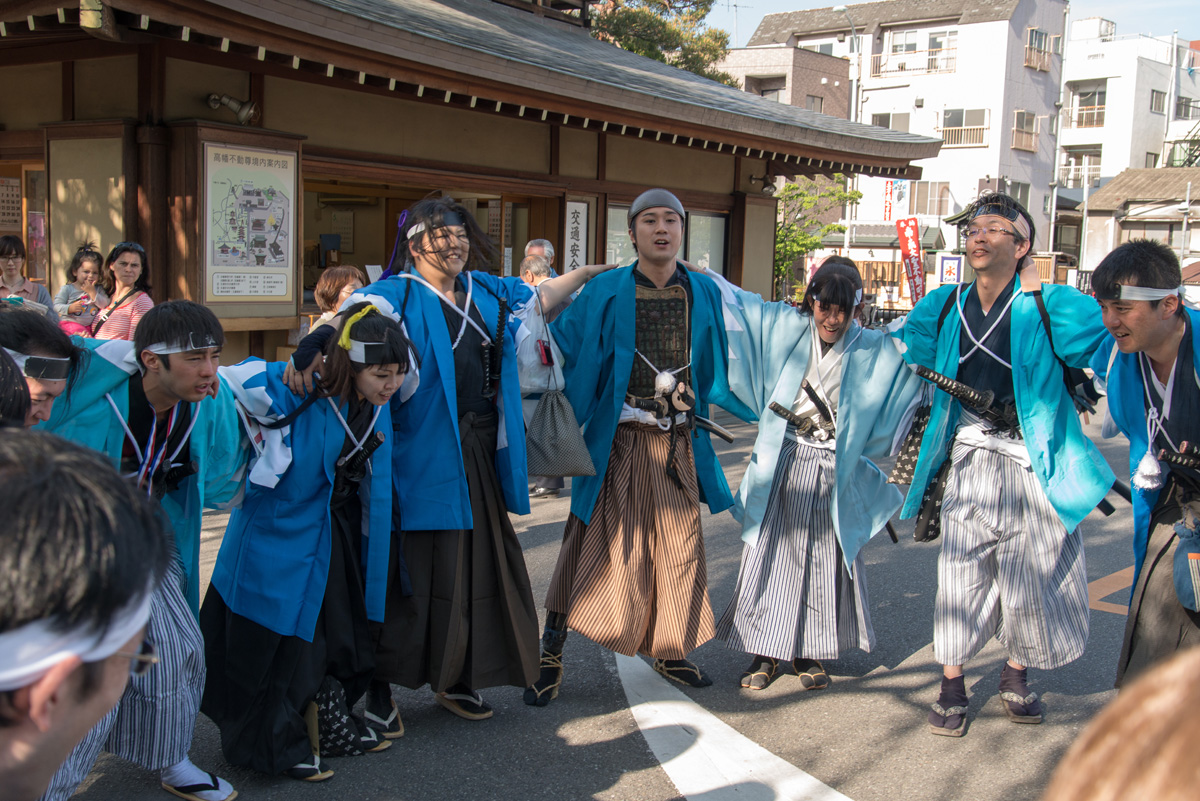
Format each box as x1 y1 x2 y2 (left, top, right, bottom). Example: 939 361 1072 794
934 440 1089 670
38 559 204 801
715 437 873 662
546 422 713 660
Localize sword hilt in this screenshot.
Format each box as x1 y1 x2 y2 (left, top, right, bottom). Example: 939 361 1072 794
914 365 994 412
1159 448 1200 471
337 430 386 474
1180 441 1200 458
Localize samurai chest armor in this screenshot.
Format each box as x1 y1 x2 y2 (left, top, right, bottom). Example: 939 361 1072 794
628 284 691 399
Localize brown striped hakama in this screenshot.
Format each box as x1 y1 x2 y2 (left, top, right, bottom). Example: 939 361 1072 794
545 422 714 659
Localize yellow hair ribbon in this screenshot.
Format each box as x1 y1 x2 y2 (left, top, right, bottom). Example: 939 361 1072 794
337 305 378 351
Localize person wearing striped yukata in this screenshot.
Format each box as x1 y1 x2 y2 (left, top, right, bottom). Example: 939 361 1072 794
893 192 1114 737
702 258 923 690
1088 239 1200 687
36 301 247 801
524 189 756 706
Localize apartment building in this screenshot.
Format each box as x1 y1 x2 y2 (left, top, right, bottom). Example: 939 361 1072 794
738 0 1067 255
1054 18 1200 267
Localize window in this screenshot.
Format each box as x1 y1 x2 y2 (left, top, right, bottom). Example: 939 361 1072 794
1060 148 1102 188
942 108 988 146
685 213 728 276
606 205 636 266
1026 28 1052 70
801 43 834 56
762 88 783 102
1068 86 1106 127
1058 224 1078 247
1012 110 1038 151
1146 152 1160 168
1177 96 1200 120
1151 90 1167 114
1043 195 1052 214
805 95 823 113
910 181 951 216
929 30 957 52
871 112 910 132
1010 181 1031 211
890 30 918 53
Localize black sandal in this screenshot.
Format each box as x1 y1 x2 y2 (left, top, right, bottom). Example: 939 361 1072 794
652 658 713 687
928 674 968 737
436 685 494 720
793 658 830 690
364 681 404 739
739 656 780 690
998 663 1043 724
284 754 334 782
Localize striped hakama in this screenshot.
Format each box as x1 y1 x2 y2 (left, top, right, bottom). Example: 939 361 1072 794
546 422 713 659
38 559 204 801
934 440 1089 670
716 435 873 661
1116 475 1200 686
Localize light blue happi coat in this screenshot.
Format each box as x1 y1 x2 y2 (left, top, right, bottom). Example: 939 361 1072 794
718 279 922 567
350 269 534 528
1090 307 1200 590
550 262 756 524
211 359 393 641
38 338 248 612
893 279 1114 533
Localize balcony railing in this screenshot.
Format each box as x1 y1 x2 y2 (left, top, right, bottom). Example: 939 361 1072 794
870 48 957 77
941 126 988 147
1063 105 1105 128
1024 46 1052 71
1011 128 1038 151
1059 164 1101 189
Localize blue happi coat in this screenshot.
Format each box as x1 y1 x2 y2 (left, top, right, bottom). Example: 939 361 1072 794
39 338 248 611
714 275 922 567
210 359 393 641
893 278 1114 533
550 262 756 524
1090 307 1200 588
351 270 534 527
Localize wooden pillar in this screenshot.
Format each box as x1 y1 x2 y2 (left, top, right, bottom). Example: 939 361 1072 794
137 125 170 298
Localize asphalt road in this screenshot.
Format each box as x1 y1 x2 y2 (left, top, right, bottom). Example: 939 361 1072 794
74 404 1136 801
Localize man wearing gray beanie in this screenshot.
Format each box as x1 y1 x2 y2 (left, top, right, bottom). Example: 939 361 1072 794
524 189 754 705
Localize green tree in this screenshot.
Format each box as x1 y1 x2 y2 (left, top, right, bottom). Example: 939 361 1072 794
591 0 736 86
773 175 862 300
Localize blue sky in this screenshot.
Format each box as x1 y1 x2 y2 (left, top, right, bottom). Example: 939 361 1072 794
708 0 1198 49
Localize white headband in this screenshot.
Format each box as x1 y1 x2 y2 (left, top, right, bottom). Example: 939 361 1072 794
3 348 72 381
813 288 864 307
1114 284 1185 302
0 584 154 692
144 332 220 356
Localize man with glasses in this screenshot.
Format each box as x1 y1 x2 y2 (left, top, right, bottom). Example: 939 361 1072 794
0 430 170 801
37 301 247 801
892 192 1113 736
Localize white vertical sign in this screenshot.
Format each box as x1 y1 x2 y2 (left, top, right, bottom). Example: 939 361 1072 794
564 201 588 272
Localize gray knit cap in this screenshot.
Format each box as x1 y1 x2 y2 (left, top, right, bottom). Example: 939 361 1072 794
627 189 686 226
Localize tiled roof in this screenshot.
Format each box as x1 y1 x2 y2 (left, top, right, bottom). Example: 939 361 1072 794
287 0 942 161
748 0 1021 47
822 222 945 248
1085 167 1200 212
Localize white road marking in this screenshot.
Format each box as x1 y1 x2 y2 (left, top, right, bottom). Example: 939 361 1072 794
617 654 853 801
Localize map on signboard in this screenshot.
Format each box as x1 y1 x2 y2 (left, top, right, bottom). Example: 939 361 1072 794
210 177 289 268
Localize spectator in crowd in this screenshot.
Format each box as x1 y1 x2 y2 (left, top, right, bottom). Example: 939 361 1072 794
525 238 557 276
0 429 170 801
54 243 108 335
520 253 569 499
0 235 58 323
312 265 367 330
92 242 153 341
1041 646 1200 801
0 308 82 428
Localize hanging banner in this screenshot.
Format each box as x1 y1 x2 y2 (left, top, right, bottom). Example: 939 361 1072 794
564 201 588 272
895 217 926 303
883 179 894 223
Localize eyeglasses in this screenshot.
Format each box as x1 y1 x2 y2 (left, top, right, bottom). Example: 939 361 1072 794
115 639 159 677
966 226 1017 240
1 255 23 265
